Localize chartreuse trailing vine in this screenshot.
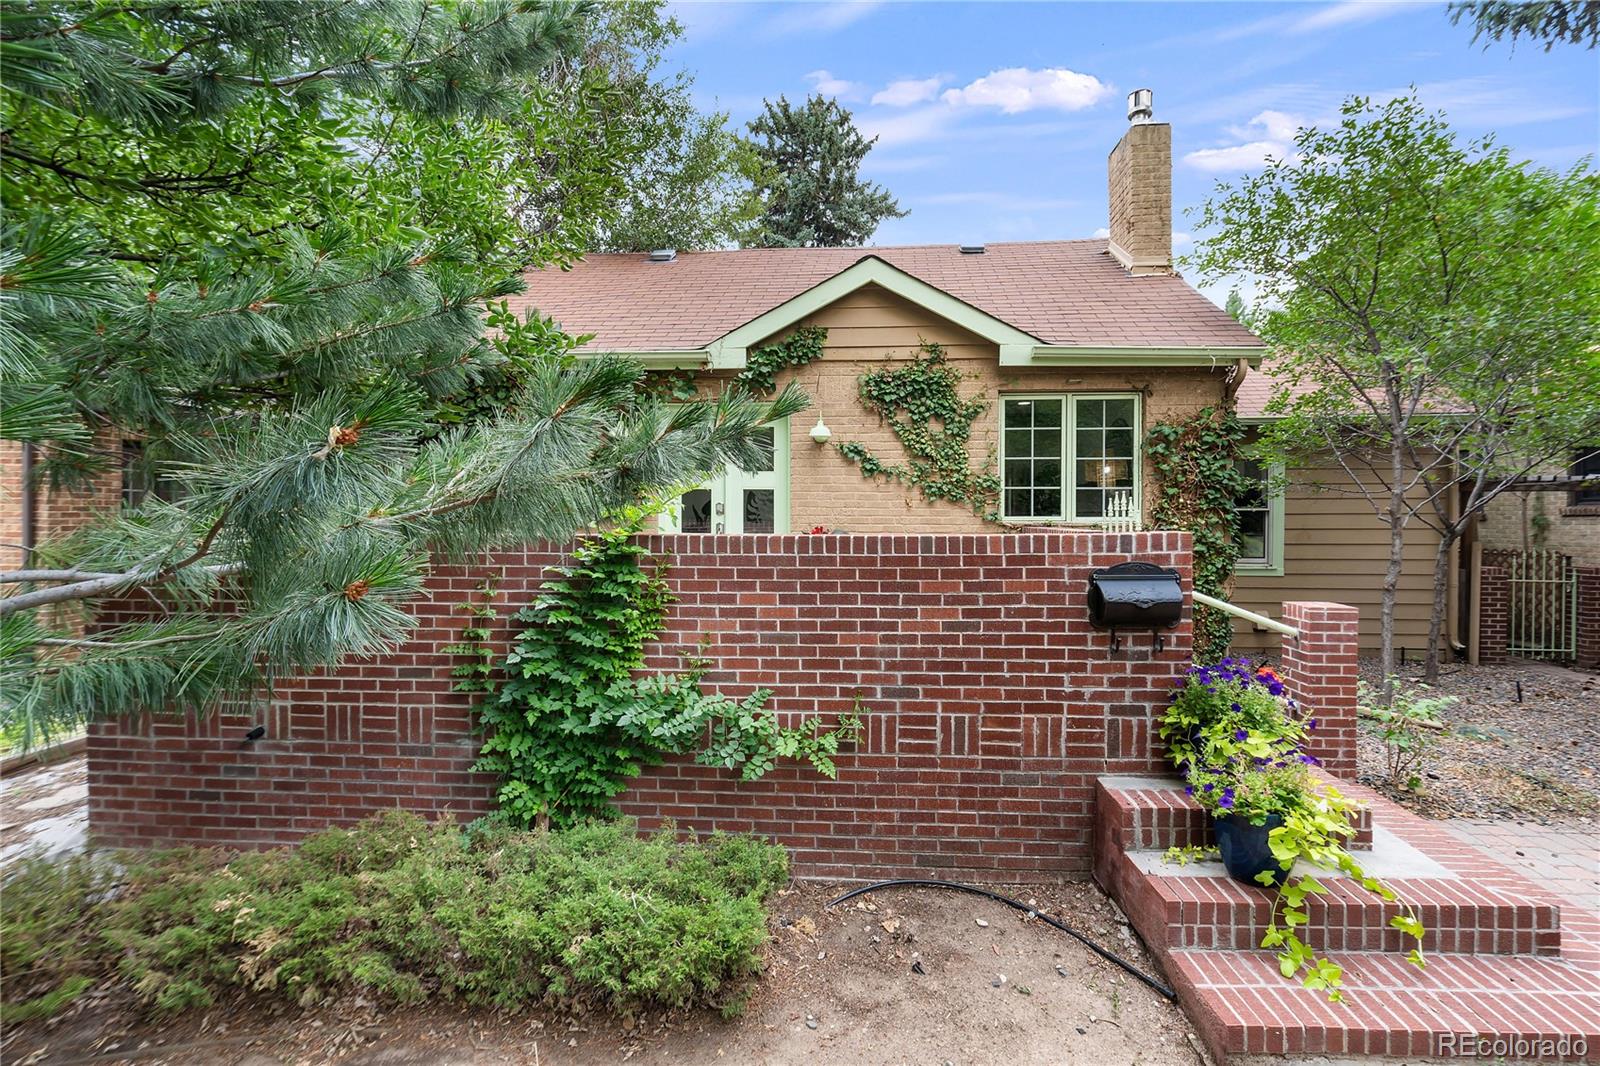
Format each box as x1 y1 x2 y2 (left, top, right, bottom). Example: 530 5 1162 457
468 519 863 828
1160 661 1426 1002
1145 406 1250 661
738 325 827 394
836 342 1000 520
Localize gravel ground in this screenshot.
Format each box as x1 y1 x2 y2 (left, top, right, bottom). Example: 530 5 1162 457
1354 657 1600 821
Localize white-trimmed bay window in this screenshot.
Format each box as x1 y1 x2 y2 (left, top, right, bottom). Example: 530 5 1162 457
1000 394 1140 524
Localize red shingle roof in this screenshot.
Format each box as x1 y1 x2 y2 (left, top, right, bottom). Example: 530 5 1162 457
510 240 1263 353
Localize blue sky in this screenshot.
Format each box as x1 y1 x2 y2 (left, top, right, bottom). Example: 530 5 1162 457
664 0 1599 302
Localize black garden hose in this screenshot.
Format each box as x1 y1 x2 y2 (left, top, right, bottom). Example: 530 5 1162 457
826 878 1179 1003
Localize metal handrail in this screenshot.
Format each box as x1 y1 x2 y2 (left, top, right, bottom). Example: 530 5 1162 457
1192 590 1300 638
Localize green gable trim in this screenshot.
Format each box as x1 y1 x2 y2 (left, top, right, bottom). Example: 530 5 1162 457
706 256 1042 370
1015 345 1267 368
592 349 711 369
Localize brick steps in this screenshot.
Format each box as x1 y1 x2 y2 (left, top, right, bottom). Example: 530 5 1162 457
1105 846 1561 956
1169 944 1600 1061
1095 774 1600 1063
1097 773 1372 853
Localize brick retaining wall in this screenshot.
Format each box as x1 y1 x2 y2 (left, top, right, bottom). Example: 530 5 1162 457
86 531 1361 880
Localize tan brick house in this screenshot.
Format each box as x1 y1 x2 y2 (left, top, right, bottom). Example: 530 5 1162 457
509 98 1456 655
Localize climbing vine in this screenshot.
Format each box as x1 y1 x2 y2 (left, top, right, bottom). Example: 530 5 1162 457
836 342 1001 520
468 521 863 828
1145 406 1250 662
441 577 500 694
737 325 827 394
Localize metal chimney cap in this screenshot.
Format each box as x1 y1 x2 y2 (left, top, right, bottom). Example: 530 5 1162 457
1127 88 1154 124
959 242 986 255
648 248 677 262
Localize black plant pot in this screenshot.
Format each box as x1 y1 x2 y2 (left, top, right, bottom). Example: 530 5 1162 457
1214 813 1292 888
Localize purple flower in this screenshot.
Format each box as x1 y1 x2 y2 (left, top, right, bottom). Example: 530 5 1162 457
1203 783 1214 793
1265 680 1285 696
1307 718 1319 730
1299 753 1322 766
1184 785 1195 796
1219 788 1236 810
1234 729 1249 742
1230 702 1242 713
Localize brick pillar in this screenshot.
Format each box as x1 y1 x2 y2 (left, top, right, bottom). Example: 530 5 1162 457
1577 566 1600 671
1278 601 1360 777
1478 565 1510 666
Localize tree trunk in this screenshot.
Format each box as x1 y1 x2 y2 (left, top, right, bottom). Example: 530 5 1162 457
1422 533 1456 683
1380 508 1404 704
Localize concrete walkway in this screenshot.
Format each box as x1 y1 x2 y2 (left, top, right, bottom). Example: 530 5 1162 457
1446 817 1600 913
0 752 88 872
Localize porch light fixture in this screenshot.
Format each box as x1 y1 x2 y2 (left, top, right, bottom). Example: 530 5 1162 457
809 417 833 444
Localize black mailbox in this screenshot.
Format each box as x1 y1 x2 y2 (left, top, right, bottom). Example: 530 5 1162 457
1088 561 1183 650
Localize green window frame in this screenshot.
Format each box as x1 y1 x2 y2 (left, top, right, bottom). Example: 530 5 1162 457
999 393 1141 524
1234 457 1286 577
658 417 790 534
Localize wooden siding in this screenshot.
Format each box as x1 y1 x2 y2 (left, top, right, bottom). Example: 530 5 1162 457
1231 463 1444 656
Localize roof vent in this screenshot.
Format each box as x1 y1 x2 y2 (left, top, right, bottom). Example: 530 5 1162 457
1127 88 1153 124
959 243 985 255
648 248 677 262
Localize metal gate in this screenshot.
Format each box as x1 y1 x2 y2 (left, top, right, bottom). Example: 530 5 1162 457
1487 549 1580 661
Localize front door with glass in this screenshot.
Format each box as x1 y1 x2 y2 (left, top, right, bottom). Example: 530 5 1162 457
660 419 790 534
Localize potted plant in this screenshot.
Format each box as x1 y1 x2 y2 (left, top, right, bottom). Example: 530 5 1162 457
1158 658 1311 770
1160 659 1428 1002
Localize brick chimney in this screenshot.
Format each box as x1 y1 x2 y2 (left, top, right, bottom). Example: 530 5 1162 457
1106 88 1172 276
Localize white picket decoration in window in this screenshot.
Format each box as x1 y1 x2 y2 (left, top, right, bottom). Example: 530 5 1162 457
1104 491 1139 532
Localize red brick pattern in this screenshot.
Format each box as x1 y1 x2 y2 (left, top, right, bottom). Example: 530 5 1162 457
1277 601 1360 775
1577 566 1599 671
1478 564 1511 666
92 531 1201 879
1094 775 1600 1064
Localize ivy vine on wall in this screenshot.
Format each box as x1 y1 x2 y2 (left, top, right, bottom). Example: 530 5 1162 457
836 342 1001 521
737 325 827 394
1144 406 1250 662
465 522 863 828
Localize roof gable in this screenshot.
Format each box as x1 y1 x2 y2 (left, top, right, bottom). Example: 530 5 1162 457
707 255 1040 369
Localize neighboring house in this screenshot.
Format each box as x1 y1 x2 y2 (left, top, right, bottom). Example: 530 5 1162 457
512 95 1448 654
1478 448 1600 567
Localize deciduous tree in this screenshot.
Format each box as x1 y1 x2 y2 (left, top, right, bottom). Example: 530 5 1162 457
1192 94 1600 689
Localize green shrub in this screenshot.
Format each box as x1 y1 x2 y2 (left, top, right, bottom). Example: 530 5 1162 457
1 814 788 1023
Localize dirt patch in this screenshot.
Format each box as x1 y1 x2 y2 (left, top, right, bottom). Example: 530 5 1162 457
1354 658 1600 821
1 881 1202 1066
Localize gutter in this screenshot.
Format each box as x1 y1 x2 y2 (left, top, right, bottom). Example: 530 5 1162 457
19 443 36 566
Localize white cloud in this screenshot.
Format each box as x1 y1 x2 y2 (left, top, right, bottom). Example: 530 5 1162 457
1184 110 1308 173
1288 1 1412 34
1172 230 1193 249
1092 226 1111 239
872 76 945 108
761 1 881 37
856 105 957 147
941 67 1113 114
804 69 865 100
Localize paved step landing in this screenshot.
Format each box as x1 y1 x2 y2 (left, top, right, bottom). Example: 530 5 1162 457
1095 774 1600 1063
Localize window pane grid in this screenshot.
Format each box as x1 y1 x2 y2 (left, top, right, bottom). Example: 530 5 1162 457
1070 398 1137 521
1000 399 1064 519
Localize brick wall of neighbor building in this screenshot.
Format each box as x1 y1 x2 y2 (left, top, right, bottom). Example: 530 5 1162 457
91 531 1195 879
677 283 1229 535
0 436 126 564
1479 476 1600 568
